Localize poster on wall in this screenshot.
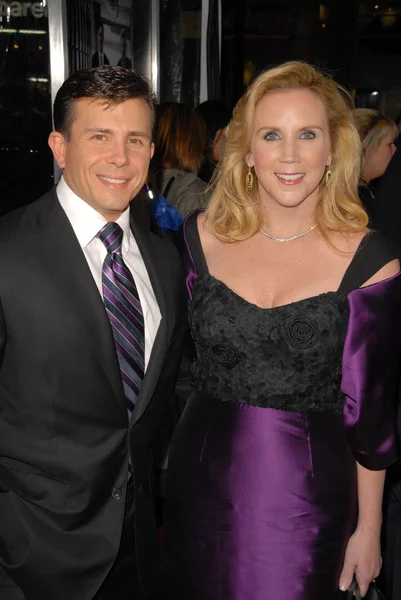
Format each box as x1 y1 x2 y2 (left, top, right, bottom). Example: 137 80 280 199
92 0 133 69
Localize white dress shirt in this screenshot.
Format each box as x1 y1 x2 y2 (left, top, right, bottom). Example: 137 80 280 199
57 176 161 370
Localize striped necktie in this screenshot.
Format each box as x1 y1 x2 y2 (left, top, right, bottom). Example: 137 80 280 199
98 222 145 418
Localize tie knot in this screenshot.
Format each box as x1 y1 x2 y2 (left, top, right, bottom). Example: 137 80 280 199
98 222 123 254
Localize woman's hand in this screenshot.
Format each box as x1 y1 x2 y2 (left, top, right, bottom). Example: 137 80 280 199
339 526 382 597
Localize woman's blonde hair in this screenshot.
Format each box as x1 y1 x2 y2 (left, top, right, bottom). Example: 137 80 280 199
153 102 207 173
206 61 368 242
353 108 397 157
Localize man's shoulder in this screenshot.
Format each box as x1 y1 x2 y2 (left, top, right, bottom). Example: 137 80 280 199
0 187 58 243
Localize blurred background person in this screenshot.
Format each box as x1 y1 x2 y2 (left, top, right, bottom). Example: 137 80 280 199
395 113 401 136
151 102 209 218
117 28 132 68
91 22 110 67
195 100 231 184
353 108 397 217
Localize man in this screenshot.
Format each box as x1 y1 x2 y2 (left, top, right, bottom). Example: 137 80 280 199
117 28 132 69
92 23 110 67
0 66 187 600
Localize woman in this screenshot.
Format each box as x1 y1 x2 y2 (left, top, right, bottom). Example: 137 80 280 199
151 102 208 218
353 108 397 216
161 62 401 600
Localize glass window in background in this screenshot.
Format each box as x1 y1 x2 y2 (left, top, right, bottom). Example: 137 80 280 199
159 0 202 105
0 0 54 215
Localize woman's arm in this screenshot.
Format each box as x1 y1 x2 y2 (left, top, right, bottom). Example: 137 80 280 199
340 258 401 595
339 464 385 595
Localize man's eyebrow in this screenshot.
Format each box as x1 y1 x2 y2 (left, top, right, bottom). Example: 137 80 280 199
83 128 151 138
127 130 151 138
83 128 112 134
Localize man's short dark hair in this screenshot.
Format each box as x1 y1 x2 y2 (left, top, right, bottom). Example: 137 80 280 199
53 66 158 139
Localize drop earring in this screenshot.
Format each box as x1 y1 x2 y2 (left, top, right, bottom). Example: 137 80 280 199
246 166 254 192
325 165 333 190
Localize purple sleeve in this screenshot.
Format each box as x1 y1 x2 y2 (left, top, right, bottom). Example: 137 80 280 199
342 271 401 470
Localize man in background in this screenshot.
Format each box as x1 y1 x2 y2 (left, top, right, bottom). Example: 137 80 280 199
117 28 132 68
92 22 110 67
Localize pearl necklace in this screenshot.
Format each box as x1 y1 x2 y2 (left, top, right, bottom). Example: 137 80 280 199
259 224 317 242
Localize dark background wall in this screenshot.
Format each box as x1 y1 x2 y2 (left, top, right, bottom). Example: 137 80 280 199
1 0 401 214
220 0 401 115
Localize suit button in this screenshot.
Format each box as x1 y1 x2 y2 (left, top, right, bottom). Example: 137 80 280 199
112 488 122 500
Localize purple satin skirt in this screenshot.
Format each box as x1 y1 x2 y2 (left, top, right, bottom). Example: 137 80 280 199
161 393 357 600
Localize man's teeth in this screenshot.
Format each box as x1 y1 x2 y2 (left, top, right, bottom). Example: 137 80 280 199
276 173 305 181
99 176 128 184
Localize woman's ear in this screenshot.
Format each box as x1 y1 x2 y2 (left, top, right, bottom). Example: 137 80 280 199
326 149 332 169
246 153 254 169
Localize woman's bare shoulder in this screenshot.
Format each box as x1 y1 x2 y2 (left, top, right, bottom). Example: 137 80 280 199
196 211 224 251
362 259 400 287
330 230 367 255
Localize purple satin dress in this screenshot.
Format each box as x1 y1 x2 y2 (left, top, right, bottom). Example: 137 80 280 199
161 218 401 600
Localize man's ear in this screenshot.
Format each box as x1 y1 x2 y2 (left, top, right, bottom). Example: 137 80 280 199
150 142 155 160
48 131 68 169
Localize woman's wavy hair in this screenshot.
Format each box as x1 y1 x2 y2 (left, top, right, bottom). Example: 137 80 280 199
206 61 368 242
153 102 207 173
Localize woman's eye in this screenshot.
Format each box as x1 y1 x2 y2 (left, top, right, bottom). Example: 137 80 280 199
264 131 279 141
300 130 316 140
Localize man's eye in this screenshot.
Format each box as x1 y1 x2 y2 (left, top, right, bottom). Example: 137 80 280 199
300 130 316 139
130 138 144 145
92 134 107 141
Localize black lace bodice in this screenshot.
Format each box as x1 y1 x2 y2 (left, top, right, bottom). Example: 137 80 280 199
182 210 399 413
190 274 349 412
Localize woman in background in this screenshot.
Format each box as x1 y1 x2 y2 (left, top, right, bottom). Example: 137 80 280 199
353 108 397 217
151 102 208 218
161 61 401 600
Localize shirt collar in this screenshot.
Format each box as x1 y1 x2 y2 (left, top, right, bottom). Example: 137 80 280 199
56 176 131 251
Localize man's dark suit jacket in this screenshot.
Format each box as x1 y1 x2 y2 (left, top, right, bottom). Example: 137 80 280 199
91 51 110 67
0 188 187 600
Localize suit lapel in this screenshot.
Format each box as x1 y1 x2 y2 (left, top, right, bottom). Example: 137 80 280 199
27 190 175 426
28 190 128 420
129 200 173 427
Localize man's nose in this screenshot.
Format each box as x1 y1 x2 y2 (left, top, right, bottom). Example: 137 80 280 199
107 140 130 167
